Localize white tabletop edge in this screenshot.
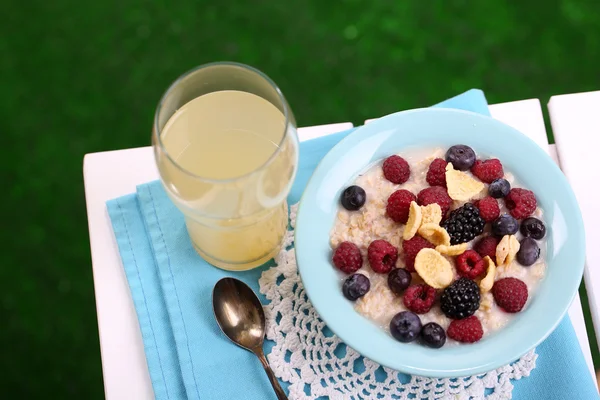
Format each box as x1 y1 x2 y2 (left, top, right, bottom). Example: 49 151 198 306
548 90 600 105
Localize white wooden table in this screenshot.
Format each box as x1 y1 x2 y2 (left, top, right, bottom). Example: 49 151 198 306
549 90 600 356
84 100 597 399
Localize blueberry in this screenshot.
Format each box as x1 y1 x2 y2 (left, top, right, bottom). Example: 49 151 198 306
488 178 511 198
388 268 412 295
520 217 546 240
420 322 446 349
390 311 422 343
342 274 370 301
341 185 366 211
491 214 519 237
445 145 476 171
517 238 540 266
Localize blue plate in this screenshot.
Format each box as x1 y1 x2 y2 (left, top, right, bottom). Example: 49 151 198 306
295 108 585 377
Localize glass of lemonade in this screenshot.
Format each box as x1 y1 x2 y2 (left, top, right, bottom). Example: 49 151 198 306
152 62 299 271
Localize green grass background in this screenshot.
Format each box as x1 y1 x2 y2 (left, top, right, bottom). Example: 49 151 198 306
2 0 600 397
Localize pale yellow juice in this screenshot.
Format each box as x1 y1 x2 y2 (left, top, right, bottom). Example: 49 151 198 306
157 90 298 269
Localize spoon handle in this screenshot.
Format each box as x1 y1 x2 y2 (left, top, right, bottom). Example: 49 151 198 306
255 348 288 400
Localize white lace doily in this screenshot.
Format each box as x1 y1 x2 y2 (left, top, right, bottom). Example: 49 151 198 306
258 204 537 400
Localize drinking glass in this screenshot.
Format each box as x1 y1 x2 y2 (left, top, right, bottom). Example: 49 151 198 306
153 62 299 270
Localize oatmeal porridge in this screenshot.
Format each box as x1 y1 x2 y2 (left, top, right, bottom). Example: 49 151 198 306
331 145 547 348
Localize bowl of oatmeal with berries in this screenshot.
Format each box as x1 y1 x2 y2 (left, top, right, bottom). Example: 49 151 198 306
333 145 546 348
295 108 584 377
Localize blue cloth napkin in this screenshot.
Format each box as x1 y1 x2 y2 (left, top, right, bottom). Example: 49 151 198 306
107 89 598 400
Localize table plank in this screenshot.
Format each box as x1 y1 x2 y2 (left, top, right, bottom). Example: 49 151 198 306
84 147 158 400
549 91 600 361
548 145 595 381
83 123 353 399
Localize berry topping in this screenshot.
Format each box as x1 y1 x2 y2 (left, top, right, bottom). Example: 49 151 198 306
488 178 511 198
388 268 412 295
417 186 453 217
383 155 410 184
390 311 422 343
367 240 398 274
447 316 484 343
340 185 366 211
520 217 546 240
491 214 519 237
426 158 448 187
471 159 504 183
474 236 500 262
402 236 435 272
445 145 476 171
386 190 417 223
333 242 363 274
441 203 485 245
403 284 436 314
517 238 541 266
456 250 486 279
505 188 537 219
475 196 500 222
441 278 481 319
492 277 528 313
421 322 447 348
342 273 370 301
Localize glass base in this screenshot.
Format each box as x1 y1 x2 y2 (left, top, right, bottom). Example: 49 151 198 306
192 240 282 271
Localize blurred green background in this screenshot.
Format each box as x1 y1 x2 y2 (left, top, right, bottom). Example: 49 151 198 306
2 0 600 397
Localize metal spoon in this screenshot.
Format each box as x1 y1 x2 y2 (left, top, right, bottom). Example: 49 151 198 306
212 277 288 400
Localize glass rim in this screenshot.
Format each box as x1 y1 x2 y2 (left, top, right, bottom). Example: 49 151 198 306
153 61 292 183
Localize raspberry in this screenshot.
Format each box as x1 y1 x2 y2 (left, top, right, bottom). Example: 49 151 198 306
383 155 410 184
426 158 447 187
402 236 435 272
475 196 500 222
447 316 484 343
492 277 528 313
386 190 416 223
332 242 363 274
367 240 398 274
505 188 537 220
471 159 504 183
403 284 436 314
456 250 485 279
474 236 499 262
417 186 453 216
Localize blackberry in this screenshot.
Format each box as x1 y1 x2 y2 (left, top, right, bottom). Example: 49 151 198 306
441 203 485 245
441 278 481 319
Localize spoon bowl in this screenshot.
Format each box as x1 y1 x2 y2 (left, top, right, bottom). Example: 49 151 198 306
212 277 266 352
212 277 288 400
